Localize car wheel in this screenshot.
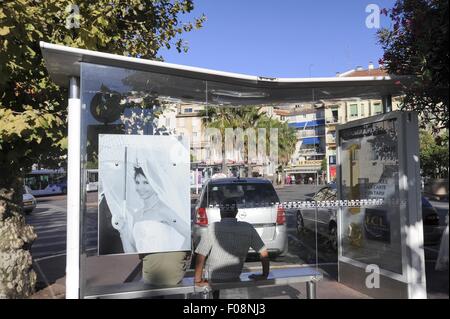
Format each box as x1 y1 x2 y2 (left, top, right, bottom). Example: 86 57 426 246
296 211 305 235
329 223 338 252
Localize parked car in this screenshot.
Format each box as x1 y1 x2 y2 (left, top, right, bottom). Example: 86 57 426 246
193 178 288 257
296 185 444 250
421 196 445 245
296 186 339 250
23 185 37 214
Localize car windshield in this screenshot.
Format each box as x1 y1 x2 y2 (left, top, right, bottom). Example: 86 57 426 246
202 182 280 208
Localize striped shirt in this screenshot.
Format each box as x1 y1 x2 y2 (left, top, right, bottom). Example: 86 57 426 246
195 218 266 281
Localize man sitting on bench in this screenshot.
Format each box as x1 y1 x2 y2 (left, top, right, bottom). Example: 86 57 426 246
194 199 270 298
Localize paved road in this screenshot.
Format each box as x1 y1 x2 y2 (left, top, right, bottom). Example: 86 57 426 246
25 192 98 259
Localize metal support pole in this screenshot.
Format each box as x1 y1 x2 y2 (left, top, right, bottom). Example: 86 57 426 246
195 167 199 195
314 201 319 276
66 76 81 299
201 287 212 299
69 76 79 99
306 281 317 299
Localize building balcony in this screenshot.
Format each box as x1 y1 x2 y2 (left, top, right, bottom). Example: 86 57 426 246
325 116 342 124
298 148 326 155
326 135 336 144
288 118 325 129
176 112 202 118
297 129 325 138
288 104 325 115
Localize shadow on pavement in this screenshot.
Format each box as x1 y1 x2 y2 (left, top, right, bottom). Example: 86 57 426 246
33 255 66 291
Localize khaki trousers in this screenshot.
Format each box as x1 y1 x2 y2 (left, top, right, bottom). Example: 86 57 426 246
142 251 190 286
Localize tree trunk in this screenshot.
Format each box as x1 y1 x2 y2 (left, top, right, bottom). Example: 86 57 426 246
247 163 252 177
221 150 228 175
281 164 286 185
0 172 37 299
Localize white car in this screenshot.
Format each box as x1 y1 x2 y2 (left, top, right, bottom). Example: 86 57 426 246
23 186 37 214
193 178 288 257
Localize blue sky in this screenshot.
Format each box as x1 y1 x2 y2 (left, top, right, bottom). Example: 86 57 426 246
161 0 396 78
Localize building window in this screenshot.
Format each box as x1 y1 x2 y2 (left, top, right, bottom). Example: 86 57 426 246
373 103 383 115
184 108 193 113
329 155 336 165
349 104 358 117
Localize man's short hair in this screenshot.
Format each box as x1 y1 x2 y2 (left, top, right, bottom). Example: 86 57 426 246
220 199 238 218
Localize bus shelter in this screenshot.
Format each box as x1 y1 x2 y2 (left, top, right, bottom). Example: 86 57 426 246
39 42 425 299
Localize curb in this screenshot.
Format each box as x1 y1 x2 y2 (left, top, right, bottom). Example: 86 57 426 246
30 283 65 299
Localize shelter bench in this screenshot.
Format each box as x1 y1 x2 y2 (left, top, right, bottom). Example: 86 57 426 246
84 266 322 299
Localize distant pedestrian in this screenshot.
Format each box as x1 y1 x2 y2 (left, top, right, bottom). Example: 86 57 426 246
286 175 291 184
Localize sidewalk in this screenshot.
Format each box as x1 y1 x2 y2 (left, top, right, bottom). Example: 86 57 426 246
31 255 371 299
219 276 371 299
31 253 448 299
31 274 371 299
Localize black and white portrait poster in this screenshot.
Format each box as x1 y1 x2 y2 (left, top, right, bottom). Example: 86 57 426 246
98 134 191 255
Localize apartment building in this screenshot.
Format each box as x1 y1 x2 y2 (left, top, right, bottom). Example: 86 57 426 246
276 65 402 183
325 64 401 182
323 97 401 182
156 103 210 163
274 103 326 183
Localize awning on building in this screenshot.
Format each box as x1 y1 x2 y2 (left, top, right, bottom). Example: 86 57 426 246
288 119 325 129
302 137 321 145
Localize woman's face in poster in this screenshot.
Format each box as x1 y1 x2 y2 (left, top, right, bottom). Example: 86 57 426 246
135 173 155 200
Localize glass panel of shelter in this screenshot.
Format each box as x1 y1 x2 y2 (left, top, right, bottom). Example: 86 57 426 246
79 61 396 298
80 62 210 297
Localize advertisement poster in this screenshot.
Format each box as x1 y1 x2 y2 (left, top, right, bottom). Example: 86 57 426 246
339 119 402 274
98 134 191 255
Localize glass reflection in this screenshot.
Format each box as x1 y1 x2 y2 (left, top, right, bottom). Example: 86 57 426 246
338 119 402 274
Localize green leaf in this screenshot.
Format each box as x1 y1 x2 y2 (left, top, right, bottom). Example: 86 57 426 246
0 26 11 36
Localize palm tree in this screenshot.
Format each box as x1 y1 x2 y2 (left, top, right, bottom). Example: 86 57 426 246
278 122 297 184
257 117 297 184
199 106 296 178
199 106 240 174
